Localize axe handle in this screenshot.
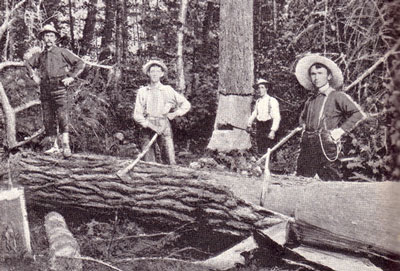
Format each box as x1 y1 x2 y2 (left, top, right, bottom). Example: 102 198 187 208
257 126 303 163
117 133 158 178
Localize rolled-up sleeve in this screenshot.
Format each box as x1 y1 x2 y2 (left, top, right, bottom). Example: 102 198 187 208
270 98 281 131
133 88 149 127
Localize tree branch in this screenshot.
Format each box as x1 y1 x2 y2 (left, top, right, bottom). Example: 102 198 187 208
13 128 44 149
0 61 25 71
14 100 41 114
344 38 400 91
0 82 17 148
60 256 123 271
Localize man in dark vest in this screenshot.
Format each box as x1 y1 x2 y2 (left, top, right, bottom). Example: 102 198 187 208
295 54 366 181
26 24 84 157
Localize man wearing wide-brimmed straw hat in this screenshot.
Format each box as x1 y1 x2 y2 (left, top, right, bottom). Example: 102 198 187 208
247 78 281 155
295 54 365 181
26 24 85 158
133 59 191 165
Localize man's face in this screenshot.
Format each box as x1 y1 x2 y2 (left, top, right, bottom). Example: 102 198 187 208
148 65 164 83
310 65 331 89
257 84 267 97
43 32 57 48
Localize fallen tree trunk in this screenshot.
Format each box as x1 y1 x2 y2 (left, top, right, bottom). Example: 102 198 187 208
8 151 285 237
262 179 400 262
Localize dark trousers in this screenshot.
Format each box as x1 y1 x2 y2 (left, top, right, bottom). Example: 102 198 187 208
256 120 276 155
296 133 341 181
40 79 69 137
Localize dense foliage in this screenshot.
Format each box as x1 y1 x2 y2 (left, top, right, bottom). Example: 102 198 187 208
0 0 398 181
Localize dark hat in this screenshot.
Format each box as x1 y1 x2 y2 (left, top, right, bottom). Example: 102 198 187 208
38 24 60 40
142 60 168 75
295 54 343 90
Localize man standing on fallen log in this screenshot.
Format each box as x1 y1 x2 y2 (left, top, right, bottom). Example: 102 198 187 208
295 54 366 181
133 59 191 165
25 24 85 157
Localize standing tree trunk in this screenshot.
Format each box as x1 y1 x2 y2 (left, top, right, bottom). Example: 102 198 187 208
80 0 98 55
68 0 76 52
176 0 189 92
207 0 254 151
101 0 115 49
121 0 129 61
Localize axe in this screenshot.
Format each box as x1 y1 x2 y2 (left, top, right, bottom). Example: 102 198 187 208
259 126 303 206
217 123 249 132
116 133 158 181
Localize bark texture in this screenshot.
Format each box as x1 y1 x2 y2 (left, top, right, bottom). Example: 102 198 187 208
207 0 254 151
10 151 282 237
45 212 82 271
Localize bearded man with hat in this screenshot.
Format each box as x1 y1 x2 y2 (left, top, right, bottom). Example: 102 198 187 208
247 78 281 155
295 54 366 181
133 59 191 165
25 24 85 157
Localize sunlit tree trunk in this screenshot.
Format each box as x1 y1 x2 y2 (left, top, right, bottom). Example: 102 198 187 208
176 0 189 92
207 0 254 151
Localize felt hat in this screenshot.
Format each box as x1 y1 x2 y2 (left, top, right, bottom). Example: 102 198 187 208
142 59 168 75
253 78 269 89
38 24 60 40
295 54 343 90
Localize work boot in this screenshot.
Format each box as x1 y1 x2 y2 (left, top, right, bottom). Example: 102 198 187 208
44 136 60 154
62 132 72 158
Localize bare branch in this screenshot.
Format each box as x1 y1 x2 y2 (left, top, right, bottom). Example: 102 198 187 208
13 128 45 149
0 61 25 71
344 38 400 91
0 82 17 148
14 100 41 114
60 256 123 271
11 0 27 15
0 0 27 40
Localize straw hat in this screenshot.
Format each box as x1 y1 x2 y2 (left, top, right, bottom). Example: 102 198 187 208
38 24 60 40
295 54 343 90
253 78 269 89
142 60 168 75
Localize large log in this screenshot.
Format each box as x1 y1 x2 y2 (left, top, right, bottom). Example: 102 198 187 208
8 151 285 237
262 179 400 262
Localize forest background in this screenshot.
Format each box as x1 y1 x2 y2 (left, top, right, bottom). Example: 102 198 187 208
0 0 399 182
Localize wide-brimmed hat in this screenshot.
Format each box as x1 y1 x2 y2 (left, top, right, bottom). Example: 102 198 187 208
295 54 343 90
142 60 168 75
253 78 269 89
38 24 60 40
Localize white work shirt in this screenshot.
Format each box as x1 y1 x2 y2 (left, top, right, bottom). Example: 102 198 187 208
133 83 191 128
249 95 281 131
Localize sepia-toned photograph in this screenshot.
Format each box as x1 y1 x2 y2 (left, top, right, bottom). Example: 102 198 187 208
0 0 399 270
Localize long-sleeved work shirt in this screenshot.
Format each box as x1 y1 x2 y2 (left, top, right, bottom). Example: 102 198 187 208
133 83 191 128
248 95 281 131
300 87 365 132
26 46 84 80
